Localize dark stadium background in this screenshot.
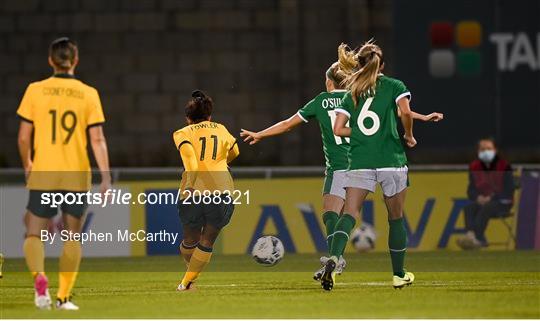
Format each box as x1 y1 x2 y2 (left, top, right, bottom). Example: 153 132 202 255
0 0 538 168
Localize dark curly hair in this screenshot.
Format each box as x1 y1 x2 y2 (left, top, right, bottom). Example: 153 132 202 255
185 90 213 124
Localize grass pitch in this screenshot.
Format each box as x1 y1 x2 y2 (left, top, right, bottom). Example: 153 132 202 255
1 251 539 318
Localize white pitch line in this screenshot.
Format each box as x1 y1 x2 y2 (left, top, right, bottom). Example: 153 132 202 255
199 284 239 287
337 282 388 286
197 279 540 288
198 282 390 288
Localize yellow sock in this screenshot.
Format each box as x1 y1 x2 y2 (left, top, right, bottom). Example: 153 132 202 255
181 245 212 286
23 236 45 277
57 241 81 300
180 242 197 266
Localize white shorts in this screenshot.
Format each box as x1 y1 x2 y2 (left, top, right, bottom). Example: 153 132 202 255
324 170 347 200
345 166 409 197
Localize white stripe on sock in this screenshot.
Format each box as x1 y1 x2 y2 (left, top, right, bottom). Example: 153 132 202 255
334 230 350 239
389 247 407 252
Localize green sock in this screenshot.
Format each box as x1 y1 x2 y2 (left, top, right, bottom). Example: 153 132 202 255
322 211 339 253
388 217 407 278
329 214 356 258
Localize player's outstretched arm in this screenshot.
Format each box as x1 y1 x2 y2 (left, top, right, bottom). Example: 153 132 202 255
333 112 351 137
17 121 33 179
418 112 444 122
400 109 444 122
397 97 416 148
240 114 304 145
89 125 112 194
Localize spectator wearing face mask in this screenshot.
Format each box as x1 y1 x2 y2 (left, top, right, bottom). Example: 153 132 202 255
457 137 515 249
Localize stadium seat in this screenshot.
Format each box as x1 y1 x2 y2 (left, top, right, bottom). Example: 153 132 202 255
489 170 522 250
489 211 516 249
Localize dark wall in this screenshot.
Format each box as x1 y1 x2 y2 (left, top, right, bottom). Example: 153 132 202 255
0 0 537 168
393 0 540 163
1 0 391 167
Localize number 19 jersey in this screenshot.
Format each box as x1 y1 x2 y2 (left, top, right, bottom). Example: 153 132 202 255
16 75 105 173
297 90 349 172
336 75 410 169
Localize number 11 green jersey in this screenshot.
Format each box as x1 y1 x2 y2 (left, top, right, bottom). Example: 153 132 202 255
297 90 349 172
336 75 410 169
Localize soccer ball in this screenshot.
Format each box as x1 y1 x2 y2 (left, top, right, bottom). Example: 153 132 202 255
251 236 285 266
350 223 377 252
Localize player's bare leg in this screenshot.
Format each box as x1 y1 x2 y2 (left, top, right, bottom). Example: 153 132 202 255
321 188 368 291
177 225 202 291
23 212 51 309
314 194 346 281
178 224 220 291
180 225 202 266
55 213 83 310
178 223 222 291
383 189 414 289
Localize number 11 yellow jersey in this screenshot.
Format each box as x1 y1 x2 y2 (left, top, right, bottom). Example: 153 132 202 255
173 121 237 192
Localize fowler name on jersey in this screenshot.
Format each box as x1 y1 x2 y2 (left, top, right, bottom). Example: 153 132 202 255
173 120 237 192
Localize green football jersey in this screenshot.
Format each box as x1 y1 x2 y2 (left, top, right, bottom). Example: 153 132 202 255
336 75 410 169
297 90 349 171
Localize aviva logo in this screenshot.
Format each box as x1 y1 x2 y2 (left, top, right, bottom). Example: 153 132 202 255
429 21 483 77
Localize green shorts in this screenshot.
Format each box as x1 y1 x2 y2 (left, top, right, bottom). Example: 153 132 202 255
27 190 88 218
177 194 235 230
323 170 347 200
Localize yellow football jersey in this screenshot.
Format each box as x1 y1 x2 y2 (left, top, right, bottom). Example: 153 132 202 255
16 74 105 190
173 121 237 192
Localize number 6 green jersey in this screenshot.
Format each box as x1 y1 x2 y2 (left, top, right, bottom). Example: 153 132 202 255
335 75 410 169
297 90 349 172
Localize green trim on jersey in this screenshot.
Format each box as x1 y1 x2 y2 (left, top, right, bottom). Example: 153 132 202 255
323 170 334 194
297 90 349 172
336 75 410 169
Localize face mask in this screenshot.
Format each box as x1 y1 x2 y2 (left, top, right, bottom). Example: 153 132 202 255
478 150 495 163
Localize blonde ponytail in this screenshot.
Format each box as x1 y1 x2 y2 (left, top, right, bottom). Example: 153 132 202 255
338 40 383 106
337 43 359 76
324 43 362 90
